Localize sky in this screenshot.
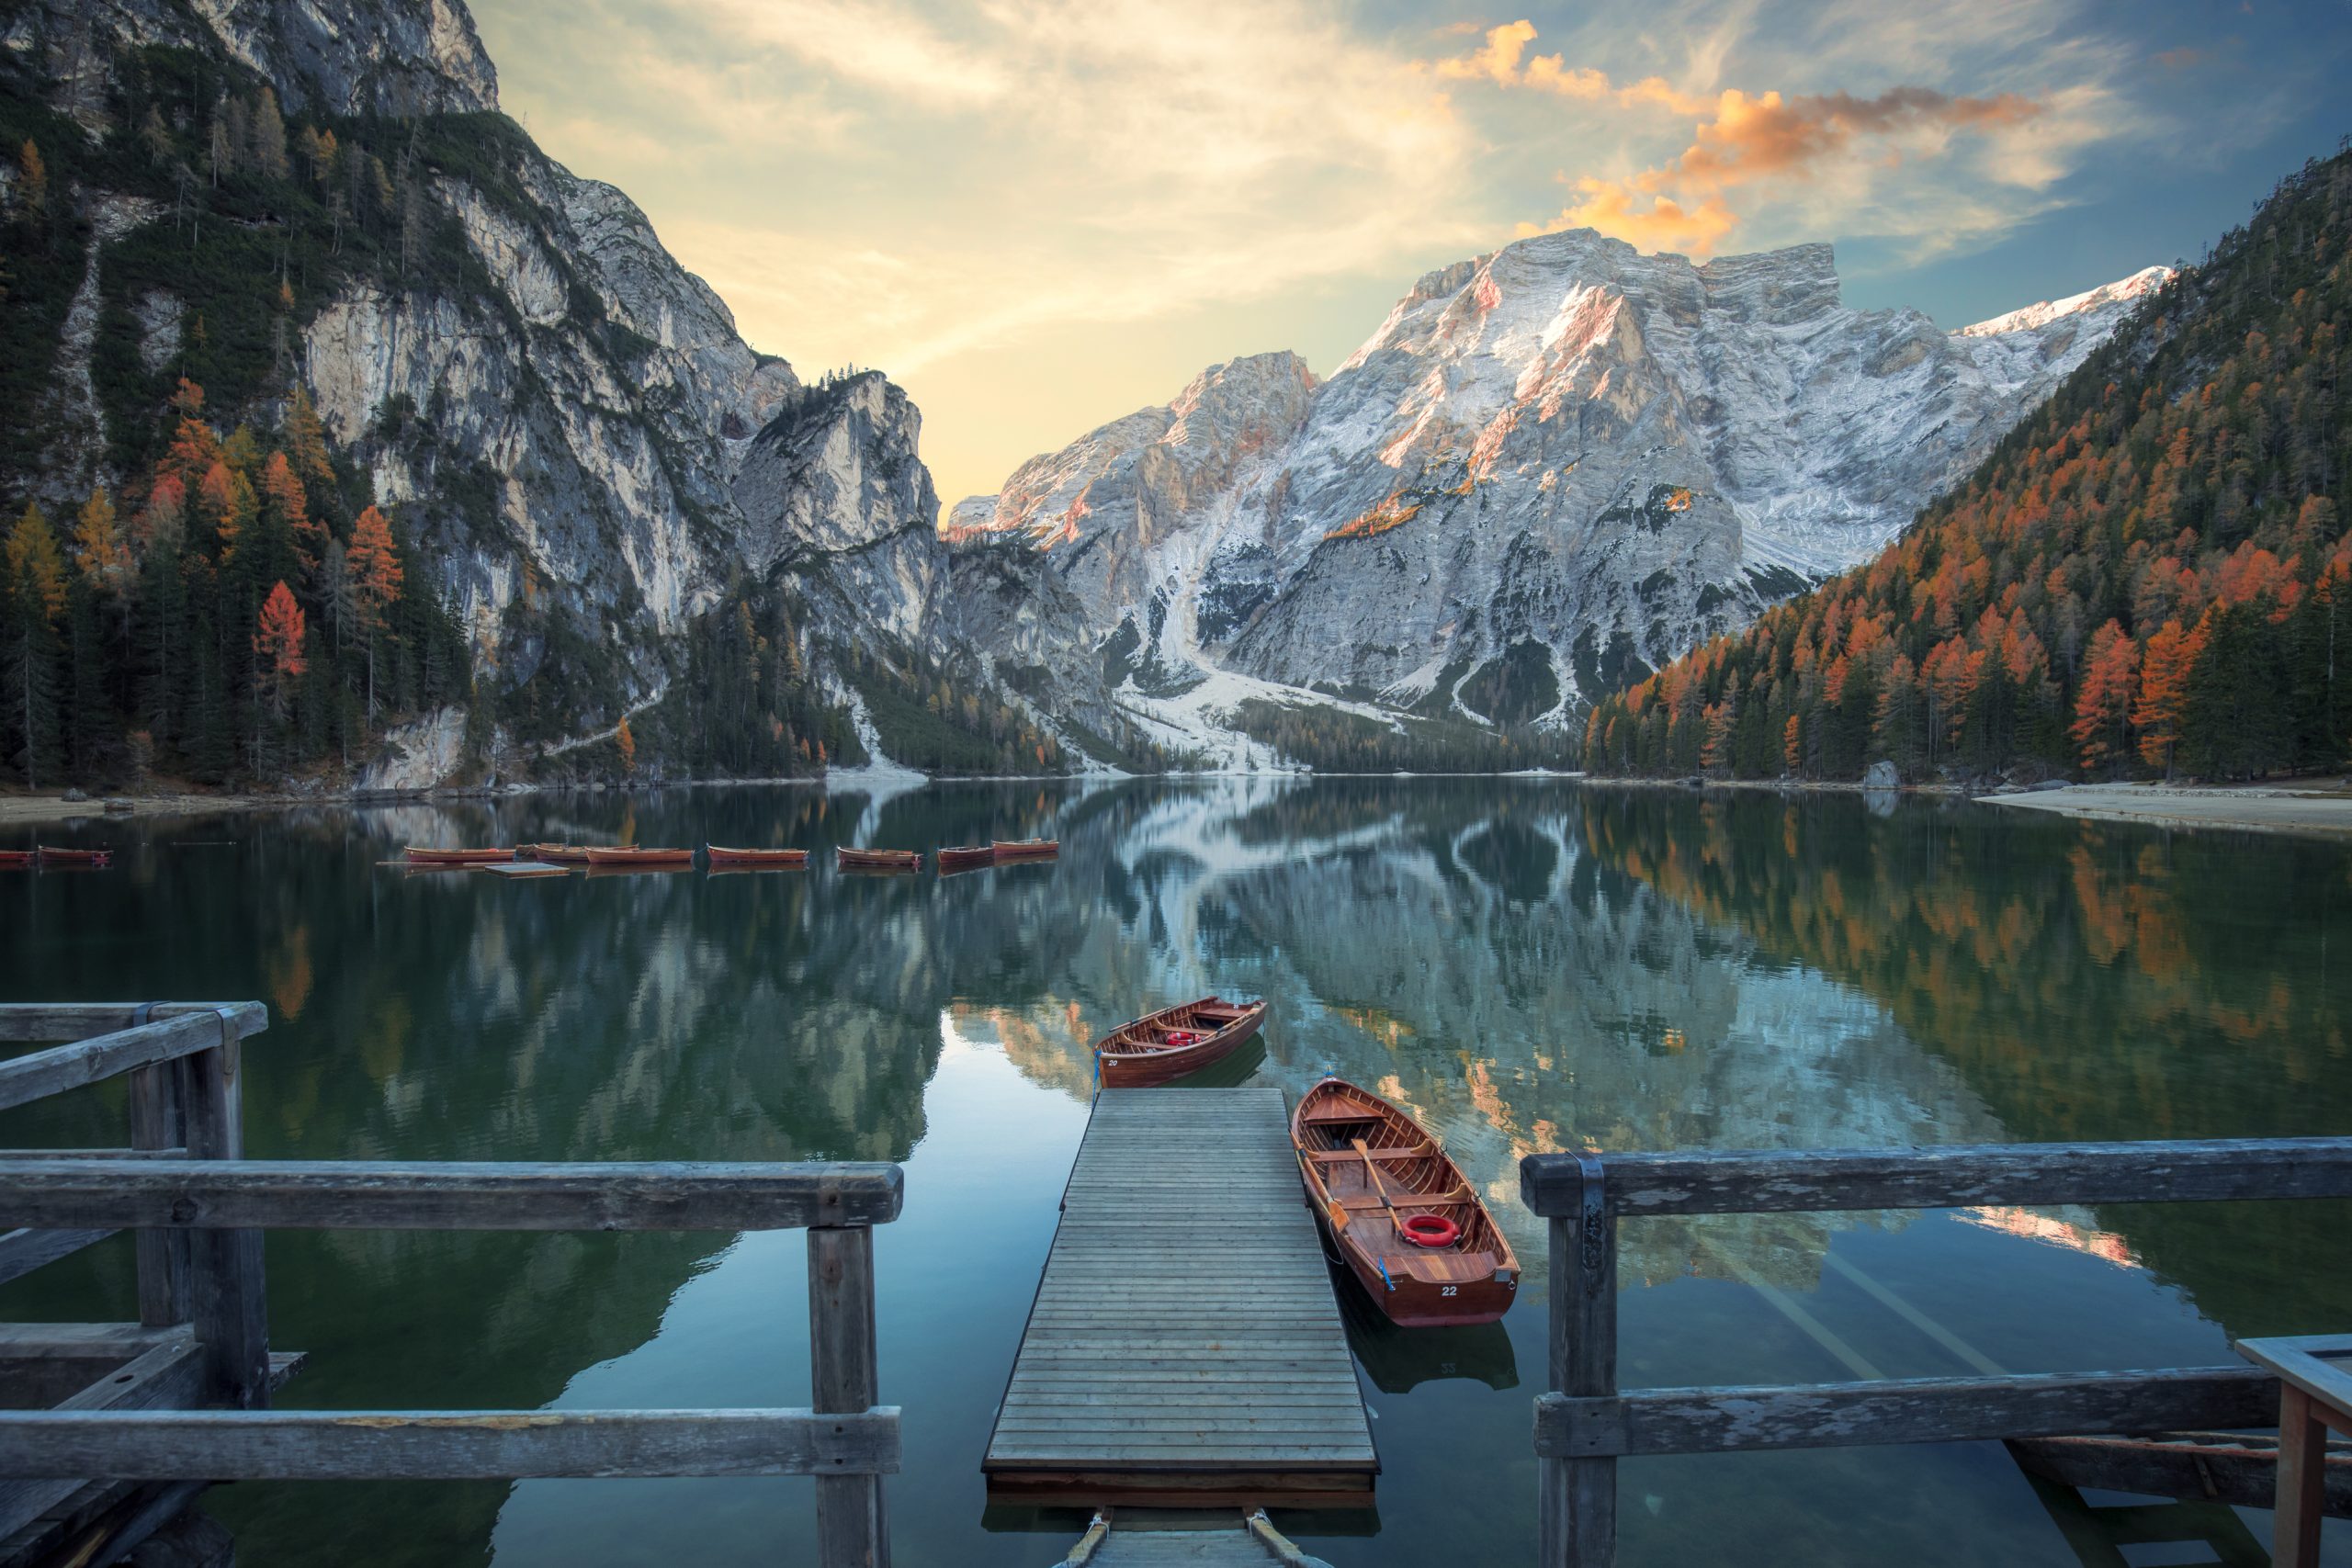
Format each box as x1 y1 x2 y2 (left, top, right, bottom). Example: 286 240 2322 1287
466 0 2352 520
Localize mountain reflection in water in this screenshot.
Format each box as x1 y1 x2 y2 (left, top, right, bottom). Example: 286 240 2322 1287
2 776 2346 1568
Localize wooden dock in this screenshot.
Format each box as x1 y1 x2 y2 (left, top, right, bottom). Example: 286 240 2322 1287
984 1089 1376 1508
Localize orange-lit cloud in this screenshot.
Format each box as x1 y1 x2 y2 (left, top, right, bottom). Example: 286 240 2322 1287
1433 20 1711 114
1446 22 2049 258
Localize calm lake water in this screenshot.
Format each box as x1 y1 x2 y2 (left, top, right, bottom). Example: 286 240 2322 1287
5 777 2350 1566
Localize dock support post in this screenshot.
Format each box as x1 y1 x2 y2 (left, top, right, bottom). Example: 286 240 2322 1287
185 1013 268 1408
1539 1154 1616 1568
127 1048 191 1327
809 1224 886 1568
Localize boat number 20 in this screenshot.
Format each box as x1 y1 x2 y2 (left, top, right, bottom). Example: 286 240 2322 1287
1440 1286 1457 1296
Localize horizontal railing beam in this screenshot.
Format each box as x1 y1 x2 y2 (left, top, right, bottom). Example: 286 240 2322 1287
0 1013 249 1114
1521 1138 2352 1218
0 1225 115 1286
1532 1366 2278 1459
0 1003 267 1045
0 1407 901 1480
0 1159 906 1231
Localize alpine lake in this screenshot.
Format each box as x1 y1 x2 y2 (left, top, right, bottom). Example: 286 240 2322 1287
4 776 2349 1567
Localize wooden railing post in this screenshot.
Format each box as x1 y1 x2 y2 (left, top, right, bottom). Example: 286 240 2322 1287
808 1224 886 1568
127 1004 191 1328
1541 1153 1617 1568
184 1012 268 1408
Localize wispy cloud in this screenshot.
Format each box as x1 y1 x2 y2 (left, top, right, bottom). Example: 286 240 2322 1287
1432 17 2098 259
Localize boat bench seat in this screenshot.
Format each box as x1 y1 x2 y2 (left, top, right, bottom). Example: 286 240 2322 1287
1304 1145 1432 1162
1333 1190 1473 1212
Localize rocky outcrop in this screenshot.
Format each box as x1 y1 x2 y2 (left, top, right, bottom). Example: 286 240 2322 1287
7 0 953 784
952 231 2165 735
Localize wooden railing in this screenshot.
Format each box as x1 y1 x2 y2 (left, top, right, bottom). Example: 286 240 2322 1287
0 1003 903 1568
1518 1137 2352 1567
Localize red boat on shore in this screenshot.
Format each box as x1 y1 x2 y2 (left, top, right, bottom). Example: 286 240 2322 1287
706 845 809 868
1291 1077 1518 1327
1091 997 1266 1089
405 847 514 866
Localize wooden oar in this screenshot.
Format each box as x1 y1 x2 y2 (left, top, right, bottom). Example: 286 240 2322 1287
1351 1138 1405 1230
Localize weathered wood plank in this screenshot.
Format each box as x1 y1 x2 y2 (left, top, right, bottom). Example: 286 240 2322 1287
1541 1167 1616 1568
129 1056 193 1328
0 1323 188 1358
1521 1137 2352 1218
0 1341 205 1540
0 1407 901 1479
0 1015 242 1114
0 1004 266 1045
184 1032 269 1411
0 1158 906 1231
1532 1366 2281 1459
809 1225 885 1568
986 1089 1374 1495
0 1225 113 1285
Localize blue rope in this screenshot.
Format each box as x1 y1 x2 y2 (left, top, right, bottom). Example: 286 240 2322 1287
1376 1258 1394 1292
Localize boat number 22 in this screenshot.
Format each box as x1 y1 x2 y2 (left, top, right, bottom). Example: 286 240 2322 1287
1440 1286 1457 1296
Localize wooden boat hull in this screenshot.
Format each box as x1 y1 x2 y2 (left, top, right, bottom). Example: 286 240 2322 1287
583 847 695 867
522 843 594 865
405 848 514 866
837 848 922 871
36 847 113 867
1292 1077 1519 1328
991 839 1059 860
0 851 32 868
936 846 994 872
705 846 808 868
1093 997 1266 1089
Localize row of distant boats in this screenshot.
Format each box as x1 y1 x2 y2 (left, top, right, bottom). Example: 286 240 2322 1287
1094 995 1517 1328
402 839 1059 874
0 846 113 870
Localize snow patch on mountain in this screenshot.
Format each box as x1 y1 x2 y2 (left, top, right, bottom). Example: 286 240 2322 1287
1957 265 2173 338
948 229 2162 733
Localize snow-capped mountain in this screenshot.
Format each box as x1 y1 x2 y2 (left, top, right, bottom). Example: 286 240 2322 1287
949 231 2165 733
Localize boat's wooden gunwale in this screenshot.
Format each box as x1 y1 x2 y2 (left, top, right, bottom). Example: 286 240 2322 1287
704 845 809 867
1091 997 1267 1089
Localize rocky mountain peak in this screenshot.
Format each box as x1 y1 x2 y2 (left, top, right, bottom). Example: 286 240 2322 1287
29 0 499 120
943 231 2165 757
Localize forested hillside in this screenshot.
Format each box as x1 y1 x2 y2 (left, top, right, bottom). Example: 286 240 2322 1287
1583 146 2352 784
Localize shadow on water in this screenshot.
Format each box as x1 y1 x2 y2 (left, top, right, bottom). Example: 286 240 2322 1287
1334 1267 1520 1394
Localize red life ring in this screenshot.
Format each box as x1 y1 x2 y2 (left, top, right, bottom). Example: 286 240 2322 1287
1400 1213 1460 1248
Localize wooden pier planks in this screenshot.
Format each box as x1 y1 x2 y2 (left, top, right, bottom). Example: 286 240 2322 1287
985 1089 1376 1506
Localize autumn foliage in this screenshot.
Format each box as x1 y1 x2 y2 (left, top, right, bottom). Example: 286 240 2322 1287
1 374 469 786
1585 150 2352 784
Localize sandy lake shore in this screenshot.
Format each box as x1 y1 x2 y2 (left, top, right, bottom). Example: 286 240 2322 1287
1981 779 2352 837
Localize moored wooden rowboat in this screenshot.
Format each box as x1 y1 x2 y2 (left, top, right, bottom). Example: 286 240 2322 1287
0 850 35 868
705 845 809 868
991 838 1058 860
838 847 922 871
935 845 994 872
34 846 114 867
1092 996 1266 1089
583 846 695 867
521 843 594 865
405 847 514 866
1291 1077 1518 1328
